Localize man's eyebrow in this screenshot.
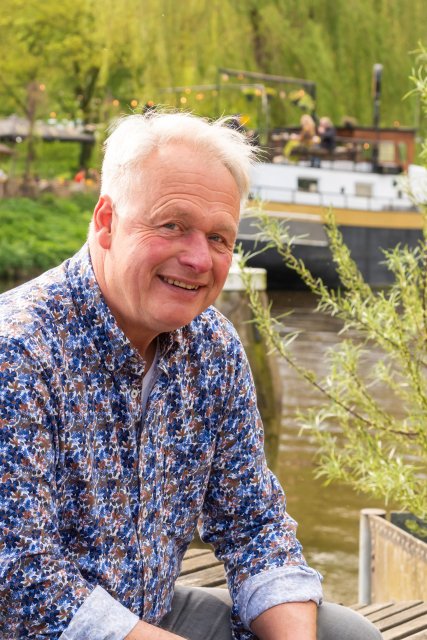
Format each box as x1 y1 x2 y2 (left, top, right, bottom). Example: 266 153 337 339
154 208 237 229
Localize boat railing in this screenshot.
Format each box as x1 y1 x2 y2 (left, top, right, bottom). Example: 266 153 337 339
249 184 416 213
267 126 415 174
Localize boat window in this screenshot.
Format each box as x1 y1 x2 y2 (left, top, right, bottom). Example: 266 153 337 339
298 178 318 193
355 182 373 197
378 141 395 164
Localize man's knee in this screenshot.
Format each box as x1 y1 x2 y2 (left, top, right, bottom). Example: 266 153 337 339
317 602 383 640
160 585 233 640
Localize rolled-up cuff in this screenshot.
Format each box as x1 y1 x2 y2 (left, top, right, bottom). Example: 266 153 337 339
59 585 139 640
236 565 323 629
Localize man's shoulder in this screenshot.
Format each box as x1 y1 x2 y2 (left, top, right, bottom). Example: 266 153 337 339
0 262 69 344
179 306 243 362
189 305 239 342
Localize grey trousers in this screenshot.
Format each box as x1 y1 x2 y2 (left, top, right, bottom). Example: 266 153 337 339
160 585 383 640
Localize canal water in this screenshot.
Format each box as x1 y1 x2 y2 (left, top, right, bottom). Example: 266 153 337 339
269 289 386 606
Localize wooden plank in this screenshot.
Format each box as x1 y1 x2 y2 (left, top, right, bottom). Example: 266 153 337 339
177 564 227 588
182 548 213 560
376 604 427 632
367 602 424 623
180 553 222 576
382 613 427 640
403 631 427 639
353 602 396 617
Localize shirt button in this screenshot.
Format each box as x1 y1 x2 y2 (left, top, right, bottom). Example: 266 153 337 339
130 388 139 399
136 366 144 376
106 363 115 371
142 507 148 519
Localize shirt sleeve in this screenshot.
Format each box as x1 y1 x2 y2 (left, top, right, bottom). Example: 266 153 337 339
59 586 139 640
0 336 137 638
236 565 323 630
198 327 321 634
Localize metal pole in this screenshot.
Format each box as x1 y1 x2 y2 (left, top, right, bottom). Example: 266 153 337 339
372 63 383 171
358 508 386 605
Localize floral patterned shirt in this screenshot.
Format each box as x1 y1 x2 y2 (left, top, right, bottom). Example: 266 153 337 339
0 245 321 639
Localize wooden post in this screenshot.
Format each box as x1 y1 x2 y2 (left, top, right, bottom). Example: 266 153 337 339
358 508 387 605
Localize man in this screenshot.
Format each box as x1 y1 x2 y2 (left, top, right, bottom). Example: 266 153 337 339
0 112 381 640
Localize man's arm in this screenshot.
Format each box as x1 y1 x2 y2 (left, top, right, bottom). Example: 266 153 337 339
197 319 322 638
251 602 317 640
0 337 135 638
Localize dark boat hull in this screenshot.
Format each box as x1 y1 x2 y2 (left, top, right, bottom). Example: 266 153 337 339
239 223 424 290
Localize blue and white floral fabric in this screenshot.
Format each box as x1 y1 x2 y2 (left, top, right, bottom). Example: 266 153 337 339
0 245 321 639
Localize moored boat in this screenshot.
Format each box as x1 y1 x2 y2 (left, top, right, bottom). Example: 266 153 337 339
238 130 427 287
240 125 425 288
228 63 427 289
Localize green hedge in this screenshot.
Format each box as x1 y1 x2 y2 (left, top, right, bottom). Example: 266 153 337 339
0 193 96 280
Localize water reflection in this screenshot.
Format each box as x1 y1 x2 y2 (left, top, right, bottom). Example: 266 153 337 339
270 290 386 605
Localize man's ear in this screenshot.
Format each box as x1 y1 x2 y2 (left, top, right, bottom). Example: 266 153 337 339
93 196 113 250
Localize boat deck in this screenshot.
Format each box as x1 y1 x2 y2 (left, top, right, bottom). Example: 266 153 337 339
178 548 427 639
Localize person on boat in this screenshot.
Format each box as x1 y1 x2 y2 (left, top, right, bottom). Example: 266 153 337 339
317 116 337 153
0 111 382 640
298 114 319 147
284 113 320 161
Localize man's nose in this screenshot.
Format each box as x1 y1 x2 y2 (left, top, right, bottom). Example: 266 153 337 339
178 231 213 272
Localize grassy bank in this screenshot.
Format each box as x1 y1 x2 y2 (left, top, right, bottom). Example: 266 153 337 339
0 193 96 281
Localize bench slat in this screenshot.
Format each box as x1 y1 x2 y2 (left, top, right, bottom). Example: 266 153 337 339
367 602 425 623
180 553 222 576
177 564 227 588
382 613 427 640
376 604 427 632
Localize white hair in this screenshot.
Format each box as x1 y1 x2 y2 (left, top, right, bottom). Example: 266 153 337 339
100 111 258 211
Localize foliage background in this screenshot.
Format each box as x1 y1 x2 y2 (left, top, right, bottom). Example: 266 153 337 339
1 0 426 135
0 193 95 281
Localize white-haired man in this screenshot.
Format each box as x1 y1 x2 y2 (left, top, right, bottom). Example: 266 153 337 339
0 112 382 640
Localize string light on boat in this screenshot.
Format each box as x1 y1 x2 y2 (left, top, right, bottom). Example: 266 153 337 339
39 84 46 92
393 120 400 127
363 143 370 150
130 99 138 108
184 87 191 94
195 93 204 101
180 96 187 104
221 73 229 82
112 99 120 107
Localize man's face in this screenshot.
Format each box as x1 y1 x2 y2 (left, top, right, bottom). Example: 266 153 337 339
93 144 241 353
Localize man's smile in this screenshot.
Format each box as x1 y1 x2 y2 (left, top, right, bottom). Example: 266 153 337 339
161 276 201 291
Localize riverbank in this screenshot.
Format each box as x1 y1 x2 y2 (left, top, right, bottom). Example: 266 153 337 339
0 193 96 282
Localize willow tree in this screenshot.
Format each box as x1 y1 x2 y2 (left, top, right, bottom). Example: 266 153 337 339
0 0 146 171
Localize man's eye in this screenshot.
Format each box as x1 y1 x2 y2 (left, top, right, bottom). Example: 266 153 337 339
163 222 178 230
209 234 225 243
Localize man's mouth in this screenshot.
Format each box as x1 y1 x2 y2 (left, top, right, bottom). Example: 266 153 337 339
161 276 200 291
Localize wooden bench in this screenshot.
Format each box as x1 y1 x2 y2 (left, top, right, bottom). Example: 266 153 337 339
179 549 427 639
